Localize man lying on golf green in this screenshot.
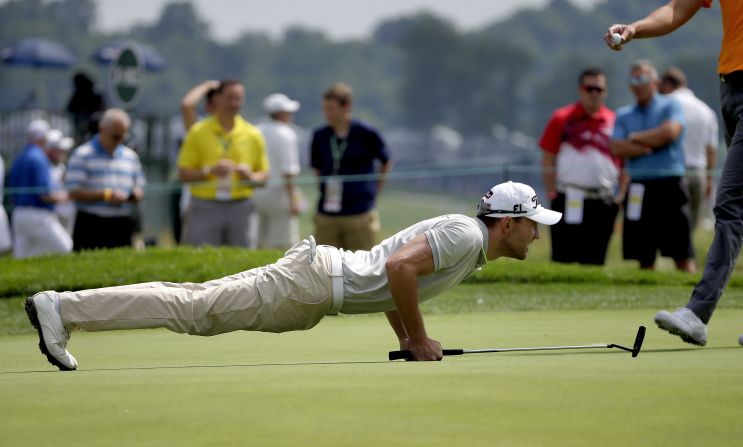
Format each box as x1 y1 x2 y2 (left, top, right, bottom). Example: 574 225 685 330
25 181 561 370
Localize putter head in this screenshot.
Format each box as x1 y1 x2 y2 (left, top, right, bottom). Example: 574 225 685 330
631 326 646 357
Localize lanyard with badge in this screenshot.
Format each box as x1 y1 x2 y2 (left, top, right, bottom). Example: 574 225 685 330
215 133 232 201
323 135 347 212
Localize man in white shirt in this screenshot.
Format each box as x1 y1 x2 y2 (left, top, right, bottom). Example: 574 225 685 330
254 93 304 248
659 66 719 231
25 181 561 370
0 153 11 254
45 129 76 235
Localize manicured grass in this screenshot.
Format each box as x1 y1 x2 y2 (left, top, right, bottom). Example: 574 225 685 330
2 186 741 445
2 310 742 446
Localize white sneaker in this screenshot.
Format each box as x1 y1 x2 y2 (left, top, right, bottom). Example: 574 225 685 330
738 334 743 347
654 308 708 346
25 292 78 371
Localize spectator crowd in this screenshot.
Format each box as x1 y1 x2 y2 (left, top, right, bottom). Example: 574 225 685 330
1 63 718 270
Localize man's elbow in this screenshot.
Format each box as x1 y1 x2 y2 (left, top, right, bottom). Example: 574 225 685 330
665 123 683 141
177 169 190 182
385 256 410 277
610 141 623 156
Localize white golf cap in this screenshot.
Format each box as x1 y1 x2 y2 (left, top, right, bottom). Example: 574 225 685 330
47 129 73 151
27 119 50 141
263 93 300 114
477 181 562 225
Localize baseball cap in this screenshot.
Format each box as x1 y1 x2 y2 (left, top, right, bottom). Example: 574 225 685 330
263 93 300 114
46 129 73 151
477 181 562 225
27 119 50 141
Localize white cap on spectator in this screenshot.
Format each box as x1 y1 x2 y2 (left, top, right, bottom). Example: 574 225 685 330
47 129 74 151
263 93 300 114
27 119 50 141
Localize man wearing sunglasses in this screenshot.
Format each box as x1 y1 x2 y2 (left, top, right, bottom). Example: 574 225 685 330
611 60 695 273
539 67 621 265
606 0 743 347
66 108 146 251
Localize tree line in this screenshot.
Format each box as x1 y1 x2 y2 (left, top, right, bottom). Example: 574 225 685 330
0 0 723 138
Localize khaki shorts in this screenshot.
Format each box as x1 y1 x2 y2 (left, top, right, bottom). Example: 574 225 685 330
313 209 380 251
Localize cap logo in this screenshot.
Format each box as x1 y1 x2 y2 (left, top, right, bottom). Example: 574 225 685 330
531 194 540 209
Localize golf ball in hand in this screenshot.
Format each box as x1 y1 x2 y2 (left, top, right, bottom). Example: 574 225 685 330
611 33 623 46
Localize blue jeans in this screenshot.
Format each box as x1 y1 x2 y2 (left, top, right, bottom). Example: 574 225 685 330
687 77 743 323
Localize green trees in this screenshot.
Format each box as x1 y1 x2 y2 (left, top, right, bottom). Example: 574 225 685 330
0 0 725 137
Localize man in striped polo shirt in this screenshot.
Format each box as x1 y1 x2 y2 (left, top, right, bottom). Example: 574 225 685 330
65 108 146 251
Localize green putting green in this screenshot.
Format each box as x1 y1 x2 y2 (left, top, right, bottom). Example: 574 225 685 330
2 309 741 446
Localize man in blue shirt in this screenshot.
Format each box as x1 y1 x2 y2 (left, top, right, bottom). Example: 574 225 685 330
611 60 696 272
8 119 72 258
310 83 392 250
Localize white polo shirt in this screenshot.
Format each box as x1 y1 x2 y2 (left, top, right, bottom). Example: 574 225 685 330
667 88 718 170
339 214 488 314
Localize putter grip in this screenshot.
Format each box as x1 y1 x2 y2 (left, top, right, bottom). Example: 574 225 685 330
388 349 464 361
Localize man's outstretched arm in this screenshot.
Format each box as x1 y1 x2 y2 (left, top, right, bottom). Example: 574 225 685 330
384 234 442 361
605 0 706 48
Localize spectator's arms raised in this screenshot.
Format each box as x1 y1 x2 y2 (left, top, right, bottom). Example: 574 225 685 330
180 80 219 130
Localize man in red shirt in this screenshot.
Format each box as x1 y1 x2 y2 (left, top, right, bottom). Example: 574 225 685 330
539 67 622 265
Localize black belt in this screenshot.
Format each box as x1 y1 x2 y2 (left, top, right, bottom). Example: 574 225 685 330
720 71 743 84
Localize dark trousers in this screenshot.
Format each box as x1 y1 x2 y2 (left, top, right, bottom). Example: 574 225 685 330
622 177 694 267
687 77 743 323
73 211 134 251
550 193 618 265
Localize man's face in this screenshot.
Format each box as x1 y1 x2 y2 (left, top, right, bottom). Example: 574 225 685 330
322 99 348 125
578 74 607 111
629 67 656 104
47 148 66 164
503 218 540 260
658 79 674 95
98 121 128 151
218 84 245 117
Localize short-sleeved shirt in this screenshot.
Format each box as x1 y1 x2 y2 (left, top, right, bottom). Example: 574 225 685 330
667 88 719 169
0 155 4 203
178 115 269 200
311 120 390 216
612 94 687 180
703 0 743 74
65 136 146 217
539 102 620 190
257 120 300 189
9 144 53 210
339 214 488 314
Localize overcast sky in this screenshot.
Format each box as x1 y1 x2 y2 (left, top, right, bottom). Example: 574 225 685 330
95 0 602 42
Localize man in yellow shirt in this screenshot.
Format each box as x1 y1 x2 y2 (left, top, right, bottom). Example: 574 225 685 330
606 0 743 347
178 79 269 247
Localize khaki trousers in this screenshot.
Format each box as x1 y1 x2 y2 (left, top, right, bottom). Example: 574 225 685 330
313 209 380 251
60 239 334 335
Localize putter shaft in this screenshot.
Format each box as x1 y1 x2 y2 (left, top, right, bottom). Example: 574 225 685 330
389 326 645 361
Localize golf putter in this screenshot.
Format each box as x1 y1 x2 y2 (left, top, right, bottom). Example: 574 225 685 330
389 325 646 361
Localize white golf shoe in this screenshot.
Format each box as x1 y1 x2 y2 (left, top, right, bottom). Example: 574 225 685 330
25 291 78 371
654 308 707 346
